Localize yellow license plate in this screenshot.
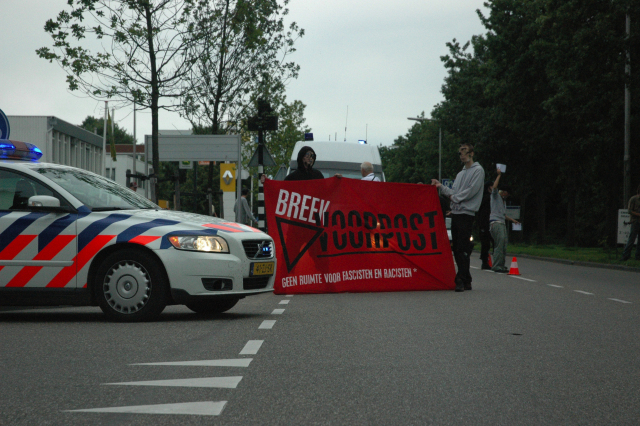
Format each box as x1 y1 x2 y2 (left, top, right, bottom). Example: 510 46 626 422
251 262 274 276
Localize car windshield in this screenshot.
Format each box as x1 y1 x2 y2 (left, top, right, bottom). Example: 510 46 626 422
35 166 158 210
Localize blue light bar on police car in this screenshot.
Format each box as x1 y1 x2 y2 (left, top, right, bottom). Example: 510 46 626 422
0 139 43 161
0 140 15 152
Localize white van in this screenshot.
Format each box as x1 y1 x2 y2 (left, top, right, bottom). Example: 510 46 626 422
287 141 385 181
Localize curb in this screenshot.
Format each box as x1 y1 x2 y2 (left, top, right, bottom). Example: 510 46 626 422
487 252 640 274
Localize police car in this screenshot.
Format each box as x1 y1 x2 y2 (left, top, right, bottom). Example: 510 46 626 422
0 140 275 321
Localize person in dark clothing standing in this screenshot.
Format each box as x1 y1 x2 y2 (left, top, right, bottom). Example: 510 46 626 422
621 184 640 261
477 181 494 270
261 146 326 185
234 187 257 225
285 146 324 181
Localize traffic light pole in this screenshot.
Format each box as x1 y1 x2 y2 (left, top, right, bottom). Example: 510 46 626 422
247 99 277 233
258 129 265 232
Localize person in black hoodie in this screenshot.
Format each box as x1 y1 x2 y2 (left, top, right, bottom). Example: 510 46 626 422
259 146 327 185
284 146 324 181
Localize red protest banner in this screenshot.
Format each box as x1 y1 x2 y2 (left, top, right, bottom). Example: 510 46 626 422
264 177 456 294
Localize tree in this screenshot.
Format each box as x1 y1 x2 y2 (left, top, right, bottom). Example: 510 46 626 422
155 160 220 215
242 97 310 178
380 114 459 184
435 37 496 150
182 0 302 132
37 0 199 202
453 0 560 243
420 0 640 245
532 0 637 245
79 116 136 145
180 0 303 191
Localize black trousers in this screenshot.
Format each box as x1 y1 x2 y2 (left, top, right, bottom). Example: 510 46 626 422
451 213 475 284
479 227 493 263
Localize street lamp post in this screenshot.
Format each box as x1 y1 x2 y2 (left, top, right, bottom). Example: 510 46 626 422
408 117 441 182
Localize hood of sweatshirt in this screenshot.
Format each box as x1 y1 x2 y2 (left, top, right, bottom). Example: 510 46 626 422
296 146 317 172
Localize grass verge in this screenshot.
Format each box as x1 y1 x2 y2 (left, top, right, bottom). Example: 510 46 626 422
507 244 640 268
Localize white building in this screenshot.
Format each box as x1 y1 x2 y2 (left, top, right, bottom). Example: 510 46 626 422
7 116 148 194
8 116 103 174
105 144 149 195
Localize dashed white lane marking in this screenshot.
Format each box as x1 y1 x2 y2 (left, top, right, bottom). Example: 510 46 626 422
510 276 536 282
130 359 252 367
259 320 276 329
608 298 632 304
240 340 263 355
470 266 479 269
271 309 285 315
286 294 294 297
105 376 242 388
547 286 630 304
279 300 290 305
65 401 227 416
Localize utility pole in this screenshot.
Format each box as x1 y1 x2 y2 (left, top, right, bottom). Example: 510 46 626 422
132 103 136 177
102 101 108 177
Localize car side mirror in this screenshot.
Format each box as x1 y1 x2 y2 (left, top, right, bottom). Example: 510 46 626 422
28 195 73 213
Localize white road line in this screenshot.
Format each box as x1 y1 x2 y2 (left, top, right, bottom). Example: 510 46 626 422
574 290 594 295
279 300 290 305
65 401 227 416
286 294 294 297
130 359 252 367
510 276 536 282
259 320 276 329
104 376 242 388
240 340 263 355
470 266 479 269
547 284 564 288
271 309 285 315
608 298 632 304
483 270 495 273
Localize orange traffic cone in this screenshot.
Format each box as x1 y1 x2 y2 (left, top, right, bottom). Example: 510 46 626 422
488 254 493 268
508 257 521 275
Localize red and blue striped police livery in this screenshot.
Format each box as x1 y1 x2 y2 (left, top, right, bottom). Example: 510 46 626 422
0 140 275 321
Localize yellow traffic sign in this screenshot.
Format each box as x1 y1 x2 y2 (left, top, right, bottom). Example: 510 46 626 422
220 163 236 192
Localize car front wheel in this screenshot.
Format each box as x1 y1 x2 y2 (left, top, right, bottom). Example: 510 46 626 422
95 249 168 322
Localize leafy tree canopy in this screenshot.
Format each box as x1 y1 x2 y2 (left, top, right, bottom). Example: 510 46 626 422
388 0 640 246
79 116 136 145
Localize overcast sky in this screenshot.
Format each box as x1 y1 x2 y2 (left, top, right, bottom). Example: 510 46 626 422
2 0 488 147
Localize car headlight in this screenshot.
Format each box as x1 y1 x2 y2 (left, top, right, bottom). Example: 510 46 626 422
168 235 229 253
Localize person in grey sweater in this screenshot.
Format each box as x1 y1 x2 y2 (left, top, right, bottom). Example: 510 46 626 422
489 168 520 273
234 187 257 225
432 143 485 292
